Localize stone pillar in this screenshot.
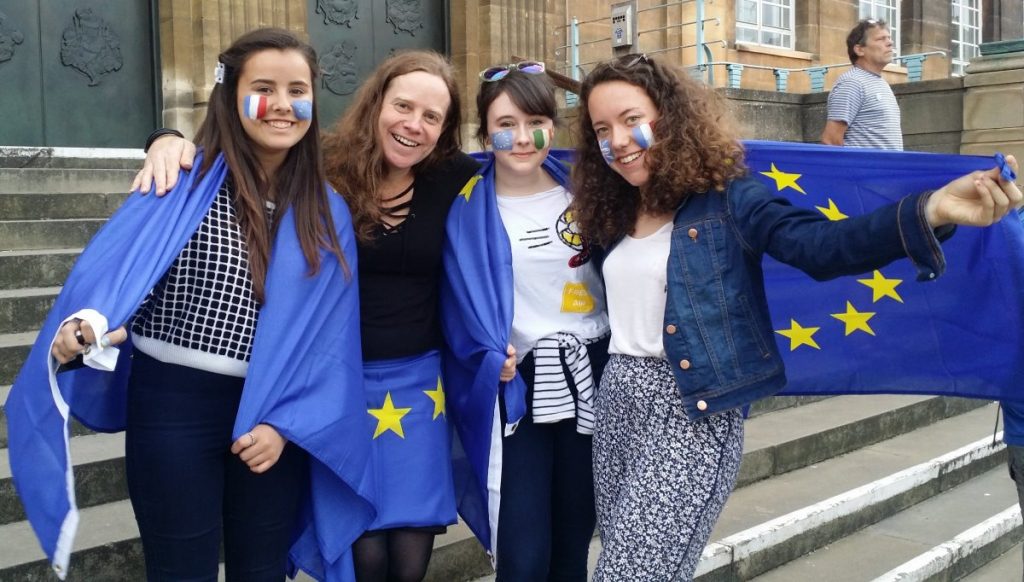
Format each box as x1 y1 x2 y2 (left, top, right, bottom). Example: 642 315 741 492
900 0 951 79
449 0 565 146
982 0 1024 43
158 0 307 138
960 41 1024 164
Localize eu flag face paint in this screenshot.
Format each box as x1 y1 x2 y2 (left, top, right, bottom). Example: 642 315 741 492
292 100 313 121
243 95 269 120
599 139 615 164
490 129 515 151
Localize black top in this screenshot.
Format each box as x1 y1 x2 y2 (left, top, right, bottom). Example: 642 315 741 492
358 152 480 361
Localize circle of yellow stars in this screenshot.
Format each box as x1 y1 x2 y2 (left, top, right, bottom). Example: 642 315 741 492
367 377 446 439
761 162 906 352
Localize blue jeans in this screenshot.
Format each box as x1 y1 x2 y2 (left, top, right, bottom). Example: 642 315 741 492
496 337 609 582
125 350 307 582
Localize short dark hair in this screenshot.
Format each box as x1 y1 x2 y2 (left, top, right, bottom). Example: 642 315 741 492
475 68 557 146
846 18 887 64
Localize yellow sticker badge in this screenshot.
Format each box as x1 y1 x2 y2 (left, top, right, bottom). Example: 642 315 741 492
561 282 595 313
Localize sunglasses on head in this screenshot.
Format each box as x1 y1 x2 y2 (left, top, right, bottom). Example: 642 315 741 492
620 53 650 68
479 60 546 82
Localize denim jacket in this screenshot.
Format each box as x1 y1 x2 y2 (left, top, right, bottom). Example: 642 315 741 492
656 175 951 420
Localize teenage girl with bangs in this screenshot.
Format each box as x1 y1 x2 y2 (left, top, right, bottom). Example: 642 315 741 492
443 63 608 582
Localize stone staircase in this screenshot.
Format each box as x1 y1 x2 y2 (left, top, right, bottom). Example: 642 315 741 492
1 149 1021 581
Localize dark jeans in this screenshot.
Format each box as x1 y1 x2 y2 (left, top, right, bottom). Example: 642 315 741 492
125 350 307 582
496 337 609 582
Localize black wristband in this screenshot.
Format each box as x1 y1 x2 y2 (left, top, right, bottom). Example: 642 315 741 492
144 128 185 152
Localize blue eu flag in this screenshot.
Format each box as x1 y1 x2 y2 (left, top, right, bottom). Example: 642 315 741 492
740 141 1024 401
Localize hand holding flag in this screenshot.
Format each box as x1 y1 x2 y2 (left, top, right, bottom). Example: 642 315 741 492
925 155 1022 227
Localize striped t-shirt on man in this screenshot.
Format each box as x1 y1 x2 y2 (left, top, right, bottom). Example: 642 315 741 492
827 66 903 151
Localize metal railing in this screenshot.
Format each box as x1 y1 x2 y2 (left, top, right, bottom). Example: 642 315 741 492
687 51 947 92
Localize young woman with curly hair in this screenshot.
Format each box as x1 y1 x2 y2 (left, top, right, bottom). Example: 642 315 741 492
572 53 1021 580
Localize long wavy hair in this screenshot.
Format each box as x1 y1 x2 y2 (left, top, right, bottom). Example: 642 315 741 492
572 54 746 246
193 27 346 302
323 50 463 242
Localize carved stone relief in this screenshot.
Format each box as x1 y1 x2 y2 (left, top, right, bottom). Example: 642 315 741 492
60 8 123 86
0 11 24 64
386 0 423 36
316 0 359 28
319 40 359 95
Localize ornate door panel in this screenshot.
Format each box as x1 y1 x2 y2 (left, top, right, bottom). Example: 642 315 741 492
308 0 447 127
0 1 157 147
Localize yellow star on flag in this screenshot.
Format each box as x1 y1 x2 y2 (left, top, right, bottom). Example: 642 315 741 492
831 301 876 336
759 163 806 195
857 270 904 303
775 319 821 351
423 377 446 420
368 392 412 439
459 175 482 201
815 199 848 221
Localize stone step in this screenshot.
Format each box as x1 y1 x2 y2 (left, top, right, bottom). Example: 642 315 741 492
0 287 59 335
0 393 979 533
0 147 145 170
0 499 143 581
0 432 127 526
0 249 80 290
471 400 1004 582
961 540 1022 581
873 505 1022 581
0 168 138 194
697 404 1005 580
746 394 831 418
0 331 34 387
735 393 988 488
0 385 92 450
749 468 1019 581
0 219 105 252
0 192 128 220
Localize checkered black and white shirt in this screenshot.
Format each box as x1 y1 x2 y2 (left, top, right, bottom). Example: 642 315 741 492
131 179 271 377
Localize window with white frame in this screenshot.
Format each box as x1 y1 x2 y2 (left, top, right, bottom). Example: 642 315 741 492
736 0 794 50
859 0 900 58
951 0 981 76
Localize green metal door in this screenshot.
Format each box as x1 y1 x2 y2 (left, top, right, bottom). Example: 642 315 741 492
308 0 448 127
0 1 157 147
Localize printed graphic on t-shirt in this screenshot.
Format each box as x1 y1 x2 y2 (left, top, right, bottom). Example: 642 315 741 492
561 281 595 313
556 208 590 267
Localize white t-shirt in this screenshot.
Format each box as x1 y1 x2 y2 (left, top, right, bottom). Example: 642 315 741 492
497 185 609 361
603 221 672 358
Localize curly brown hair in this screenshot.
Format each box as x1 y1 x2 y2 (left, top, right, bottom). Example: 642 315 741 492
571 54 747 246
323 50 463 242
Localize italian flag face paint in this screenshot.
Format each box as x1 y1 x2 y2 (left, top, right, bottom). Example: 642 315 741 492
532 128 553 150
243 95 269 120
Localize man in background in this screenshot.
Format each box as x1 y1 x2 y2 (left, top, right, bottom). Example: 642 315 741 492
821 19 903 150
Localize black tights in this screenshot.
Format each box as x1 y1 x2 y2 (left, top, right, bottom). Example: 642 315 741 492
353 529 436 582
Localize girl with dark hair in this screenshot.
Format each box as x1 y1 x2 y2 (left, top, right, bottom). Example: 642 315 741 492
443 64 608 581
131 50 493 582
571 53 1021 580
21 28 374 581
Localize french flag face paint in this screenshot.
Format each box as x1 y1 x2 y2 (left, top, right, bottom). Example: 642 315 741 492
490 129 515 151
632 122 655 149
243 95 269 120
292 100 313 121
532 128 552 150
